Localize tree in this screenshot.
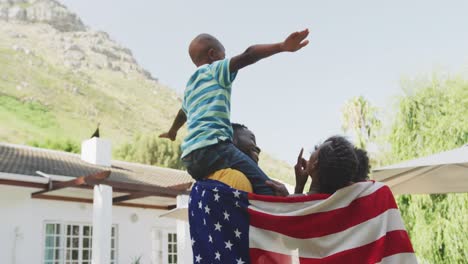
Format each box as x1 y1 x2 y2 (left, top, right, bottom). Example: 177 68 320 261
29 138 80 153
341 96 381 149
115 133 185 170
386 76 468 263
341 76 467 263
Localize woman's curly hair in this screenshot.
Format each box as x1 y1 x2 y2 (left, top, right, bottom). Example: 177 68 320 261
317 136 358 194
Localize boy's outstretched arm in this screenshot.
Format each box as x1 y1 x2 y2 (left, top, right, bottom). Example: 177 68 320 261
230 29 309 72
159 109 186 141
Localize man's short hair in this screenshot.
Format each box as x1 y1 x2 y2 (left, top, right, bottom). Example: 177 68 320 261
231 123 248 131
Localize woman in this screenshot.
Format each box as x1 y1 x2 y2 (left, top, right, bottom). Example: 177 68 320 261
267 136 361 195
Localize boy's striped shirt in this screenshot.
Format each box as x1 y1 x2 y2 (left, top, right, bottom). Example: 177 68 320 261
181 58 237 158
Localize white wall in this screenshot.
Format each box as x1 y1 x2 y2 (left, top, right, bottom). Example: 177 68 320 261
0 185 177 264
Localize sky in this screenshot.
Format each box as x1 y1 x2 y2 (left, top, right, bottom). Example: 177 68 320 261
60 0 468 164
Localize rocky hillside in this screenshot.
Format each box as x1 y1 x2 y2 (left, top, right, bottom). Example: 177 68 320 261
0 0 295 184
0 0 181 145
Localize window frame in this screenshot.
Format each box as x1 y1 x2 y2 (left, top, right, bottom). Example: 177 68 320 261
163 231 178 264
152 228 178 264
43 221 118 264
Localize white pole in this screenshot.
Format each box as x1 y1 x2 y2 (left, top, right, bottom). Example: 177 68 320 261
92 184 113 264
176 195 192 263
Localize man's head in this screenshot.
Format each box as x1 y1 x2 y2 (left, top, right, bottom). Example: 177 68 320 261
189 34 226 66
354 147 370 181
232 123 261 164
311 136 358 194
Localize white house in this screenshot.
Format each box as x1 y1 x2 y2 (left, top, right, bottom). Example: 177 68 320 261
0 138 194 264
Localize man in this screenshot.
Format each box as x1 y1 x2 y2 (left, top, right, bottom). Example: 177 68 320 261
206 123 265 193
232 123 261 164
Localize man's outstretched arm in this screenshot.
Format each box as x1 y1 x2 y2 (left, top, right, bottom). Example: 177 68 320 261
229 29 309 73
159 109 186 141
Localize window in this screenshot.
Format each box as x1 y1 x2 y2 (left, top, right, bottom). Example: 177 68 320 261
151 229 177 264
44 222 117 264
44 223 62 264
167 233 177 264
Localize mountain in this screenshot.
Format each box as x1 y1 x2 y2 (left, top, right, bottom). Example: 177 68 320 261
0 0 181 144
0 0 294 184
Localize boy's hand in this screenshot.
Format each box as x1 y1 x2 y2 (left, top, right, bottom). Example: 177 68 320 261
280 29 309 52
160 109 186 141
159 131 177 141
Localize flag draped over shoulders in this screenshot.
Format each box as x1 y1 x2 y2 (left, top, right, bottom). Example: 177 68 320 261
189 180 417 264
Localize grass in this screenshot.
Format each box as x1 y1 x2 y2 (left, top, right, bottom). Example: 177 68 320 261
0 95 57 128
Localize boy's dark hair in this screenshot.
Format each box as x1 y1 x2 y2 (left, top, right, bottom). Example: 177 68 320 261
354 147 370 181
318 136 358 194
189 34 223 65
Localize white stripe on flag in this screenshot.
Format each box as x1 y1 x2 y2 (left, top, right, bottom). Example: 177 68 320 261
249 209 406 259
249 182 385 216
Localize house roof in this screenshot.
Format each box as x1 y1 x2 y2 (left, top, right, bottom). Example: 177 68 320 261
0 142 193 210
0 142 193 187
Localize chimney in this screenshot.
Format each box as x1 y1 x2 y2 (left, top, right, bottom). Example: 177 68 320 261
81 138 112 167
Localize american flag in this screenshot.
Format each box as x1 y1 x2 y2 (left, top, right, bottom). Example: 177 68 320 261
189 180 417 264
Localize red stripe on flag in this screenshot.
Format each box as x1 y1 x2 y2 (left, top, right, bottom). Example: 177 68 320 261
296 230 414 264
249 186 397 238
248 192 331 203
250 248 294 264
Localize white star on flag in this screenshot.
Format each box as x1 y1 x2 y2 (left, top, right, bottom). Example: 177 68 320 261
208 234 213 243
195 254 202 263
202 190 206 197
198 201 202 209
213 187 219 192
215 251 221 260
236 257 245 264
214 193 220 202
233 189 241 198
214 222 222 231
191 238 195 246
223 211 230 221
225 240 233 250
234 229 242 238
203 218 206 225
204 205 211 214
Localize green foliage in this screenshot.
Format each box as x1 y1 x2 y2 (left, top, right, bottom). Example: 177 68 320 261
397 193 468 263
389 77 468 162
115 134 184 170
341 76 468 263
28 138 80 153
341 96 381 149
388 76 468 263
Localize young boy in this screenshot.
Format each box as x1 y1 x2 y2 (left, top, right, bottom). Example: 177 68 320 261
160 29 309 195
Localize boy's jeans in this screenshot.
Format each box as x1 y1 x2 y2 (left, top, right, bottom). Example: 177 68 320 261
182 141 274 195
